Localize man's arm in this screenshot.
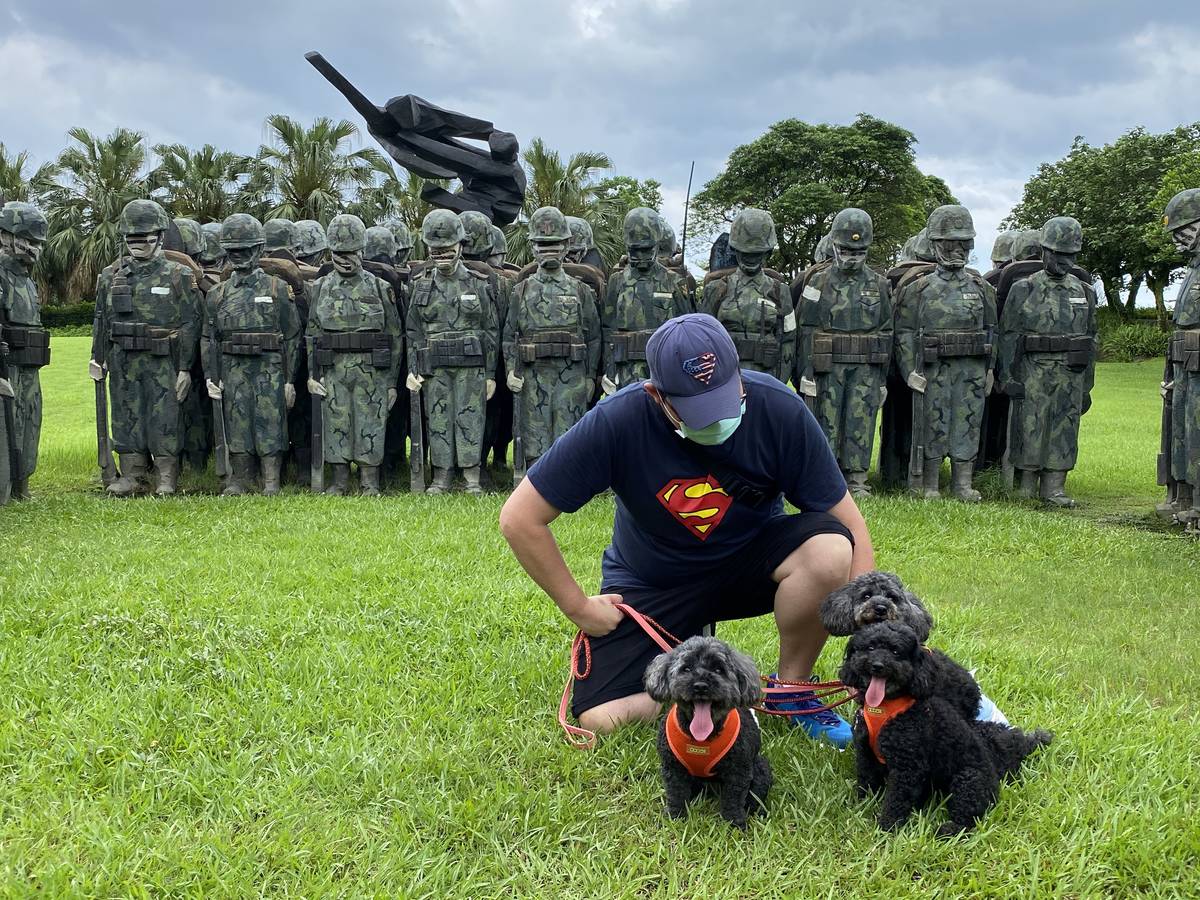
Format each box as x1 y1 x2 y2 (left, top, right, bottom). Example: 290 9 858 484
826 491 875 578
499 477 624 636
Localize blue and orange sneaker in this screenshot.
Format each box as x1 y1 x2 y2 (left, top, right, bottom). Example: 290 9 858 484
764 674 853 749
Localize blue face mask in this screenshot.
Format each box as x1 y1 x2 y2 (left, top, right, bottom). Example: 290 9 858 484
676 400 746 446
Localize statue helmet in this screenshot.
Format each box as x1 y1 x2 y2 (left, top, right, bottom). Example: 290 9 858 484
219 213 265 249
198 224 225 265
0 201 48 241
528 206 571 243
813 233 833 263
172 217 204 257
655 214 677 257
327 214 368 253
294 220 328 257
459 210 496 255
623 207 661 250
926 205 976 241
1163 188 1200 233
422 209 466 249
1040 216 1083 254
364 225 397 260
990 229 1019 265
119 199 170 236
262 218 298 253
829 208 873 250
1012 229 1043 261
566 216 594 253
490 224 508 256
728 208 777 254
389 221 414 251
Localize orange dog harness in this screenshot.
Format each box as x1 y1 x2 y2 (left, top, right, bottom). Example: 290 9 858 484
665 705 741 777
863 695 916 764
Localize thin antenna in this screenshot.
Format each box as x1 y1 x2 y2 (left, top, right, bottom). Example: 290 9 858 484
680 160 695 261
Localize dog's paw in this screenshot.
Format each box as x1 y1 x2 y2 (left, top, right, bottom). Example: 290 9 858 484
878 814 907 833
665 804 688 820
721 813 749 830
936 821 971 840
747 793 769 818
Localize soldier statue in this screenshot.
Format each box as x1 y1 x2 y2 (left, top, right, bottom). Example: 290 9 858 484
306 215 404 496
89 200 204 496
0 202 51 504
701 207 795 384
893 205 998 501
795 208 892 495
998 216 1096 507
202 214 301 496
984 230 1019 289
406 209 499 495
295 220 330 270
1160 188 1200 528
600 207 690 394
504 207 601 472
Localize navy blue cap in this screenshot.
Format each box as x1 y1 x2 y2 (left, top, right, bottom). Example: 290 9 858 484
646 313 742 429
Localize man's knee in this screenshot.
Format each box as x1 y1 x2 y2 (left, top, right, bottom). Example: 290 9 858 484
577 693 660 734
775 532 853 591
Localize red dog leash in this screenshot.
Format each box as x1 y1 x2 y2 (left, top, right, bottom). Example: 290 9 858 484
559 603 852 749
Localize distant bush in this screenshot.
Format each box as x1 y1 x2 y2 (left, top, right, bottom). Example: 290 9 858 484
42 302 94 330
1100 323 1170 362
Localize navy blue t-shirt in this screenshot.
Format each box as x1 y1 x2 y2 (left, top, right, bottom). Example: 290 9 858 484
527 370 848 590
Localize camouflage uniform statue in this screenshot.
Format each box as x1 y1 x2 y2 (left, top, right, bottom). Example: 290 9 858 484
169 217 216 473
795 208 892 494
406 210 498 494
998 217 1095 507
459 210 513 477
504 207 601 469
389 222 415 268
984 230 1019 288
879 229 939 490
90 200 203 496
363 225 414 485
601 207 690 393
894 205 998 501
790 232 835 305
295 220 329 269
488 225 511 272
702 208 795 383
655 215 696 304
198 223 226 282
1161 188 1200 527
307 215 403 496
202 214 301 496
0 202 50 503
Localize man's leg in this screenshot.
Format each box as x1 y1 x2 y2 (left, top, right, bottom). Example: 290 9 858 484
772 532 854 682
578 693 660 734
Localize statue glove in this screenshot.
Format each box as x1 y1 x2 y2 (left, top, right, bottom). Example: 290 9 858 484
307 377 327 397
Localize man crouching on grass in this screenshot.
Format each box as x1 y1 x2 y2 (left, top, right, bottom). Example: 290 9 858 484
500 313 874 748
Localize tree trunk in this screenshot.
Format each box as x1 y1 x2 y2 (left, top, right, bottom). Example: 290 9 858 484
1124 273 1143 315
1099 273 1127 320
1145 267 1172 331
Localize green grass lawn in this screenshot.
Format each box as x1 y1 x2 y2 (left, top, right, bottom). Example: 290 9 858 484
2 337 1197 897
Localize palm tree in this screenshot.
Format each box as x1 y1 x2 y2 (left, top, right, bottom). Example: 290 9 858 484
149 143 256 223
348 170 447 256
505 138 619 265
39 127 149 302
254 115 392 224
0 143 58 204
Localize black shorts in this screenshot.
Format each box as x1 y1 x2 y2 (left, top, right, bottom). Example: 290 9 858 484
571 511 853 717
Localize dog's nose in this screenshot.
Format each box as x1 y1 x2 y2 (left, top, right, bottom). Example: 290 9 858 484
872 601 890 616
692 680 709 694
869 662 887 676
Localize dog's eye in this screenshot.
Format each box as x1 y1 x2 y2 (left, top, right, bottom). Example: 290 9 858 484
679 663 690 672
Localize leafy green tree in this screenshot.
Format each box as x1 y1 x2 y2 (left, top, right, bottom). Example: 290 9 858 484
690 115 954 276
348 169 446 257
594 175 664 216
39 127 149 302
253 115 391 223
0 143 58 204
1005 125 1200 321
149 143 256 224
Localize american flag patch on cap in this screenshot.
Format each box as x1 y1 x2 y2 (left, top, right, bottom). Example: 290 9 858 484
682 352 717 384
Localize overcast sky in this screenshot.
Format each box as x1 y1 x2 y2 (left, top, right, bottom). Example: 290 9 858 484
2 0 1197 273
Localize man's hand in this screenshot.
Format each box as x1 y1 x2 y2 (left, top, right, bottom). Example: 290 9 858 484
568 594 626 637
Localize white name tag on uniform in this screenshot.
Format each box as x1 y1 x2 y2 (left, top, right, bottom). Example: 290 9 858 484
803 285 821 302
783 311 797 333
653 291 673 299
461 293 477 301
254 296 273 304
963 292 980 300
151 286 170 295
1069 296 1088 306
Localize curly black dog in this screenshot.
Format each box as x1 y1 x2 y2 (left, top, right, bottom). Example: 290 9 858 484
839 622 1053 837
643 636 773 828
821 570 934 641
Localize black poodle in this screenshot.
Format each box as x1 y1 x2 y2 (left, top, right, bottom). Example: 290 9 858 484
821 571 934 641
839 622 1052 837
643 636 773 828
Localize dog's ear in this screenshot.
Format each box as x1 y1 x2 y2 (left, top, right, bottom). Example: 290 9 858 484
643 651 673 702
819 578 862 636
725 645 762 708
901 591 934 642
908 644 937 700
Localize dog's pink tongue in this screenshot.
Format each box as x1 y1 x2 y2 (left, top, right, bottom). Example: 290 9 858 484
689 702 714 741
865 677 887 708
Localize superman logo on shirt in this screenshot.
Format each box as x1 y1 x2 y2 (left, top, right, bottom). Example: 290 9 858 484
657 475 732 541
